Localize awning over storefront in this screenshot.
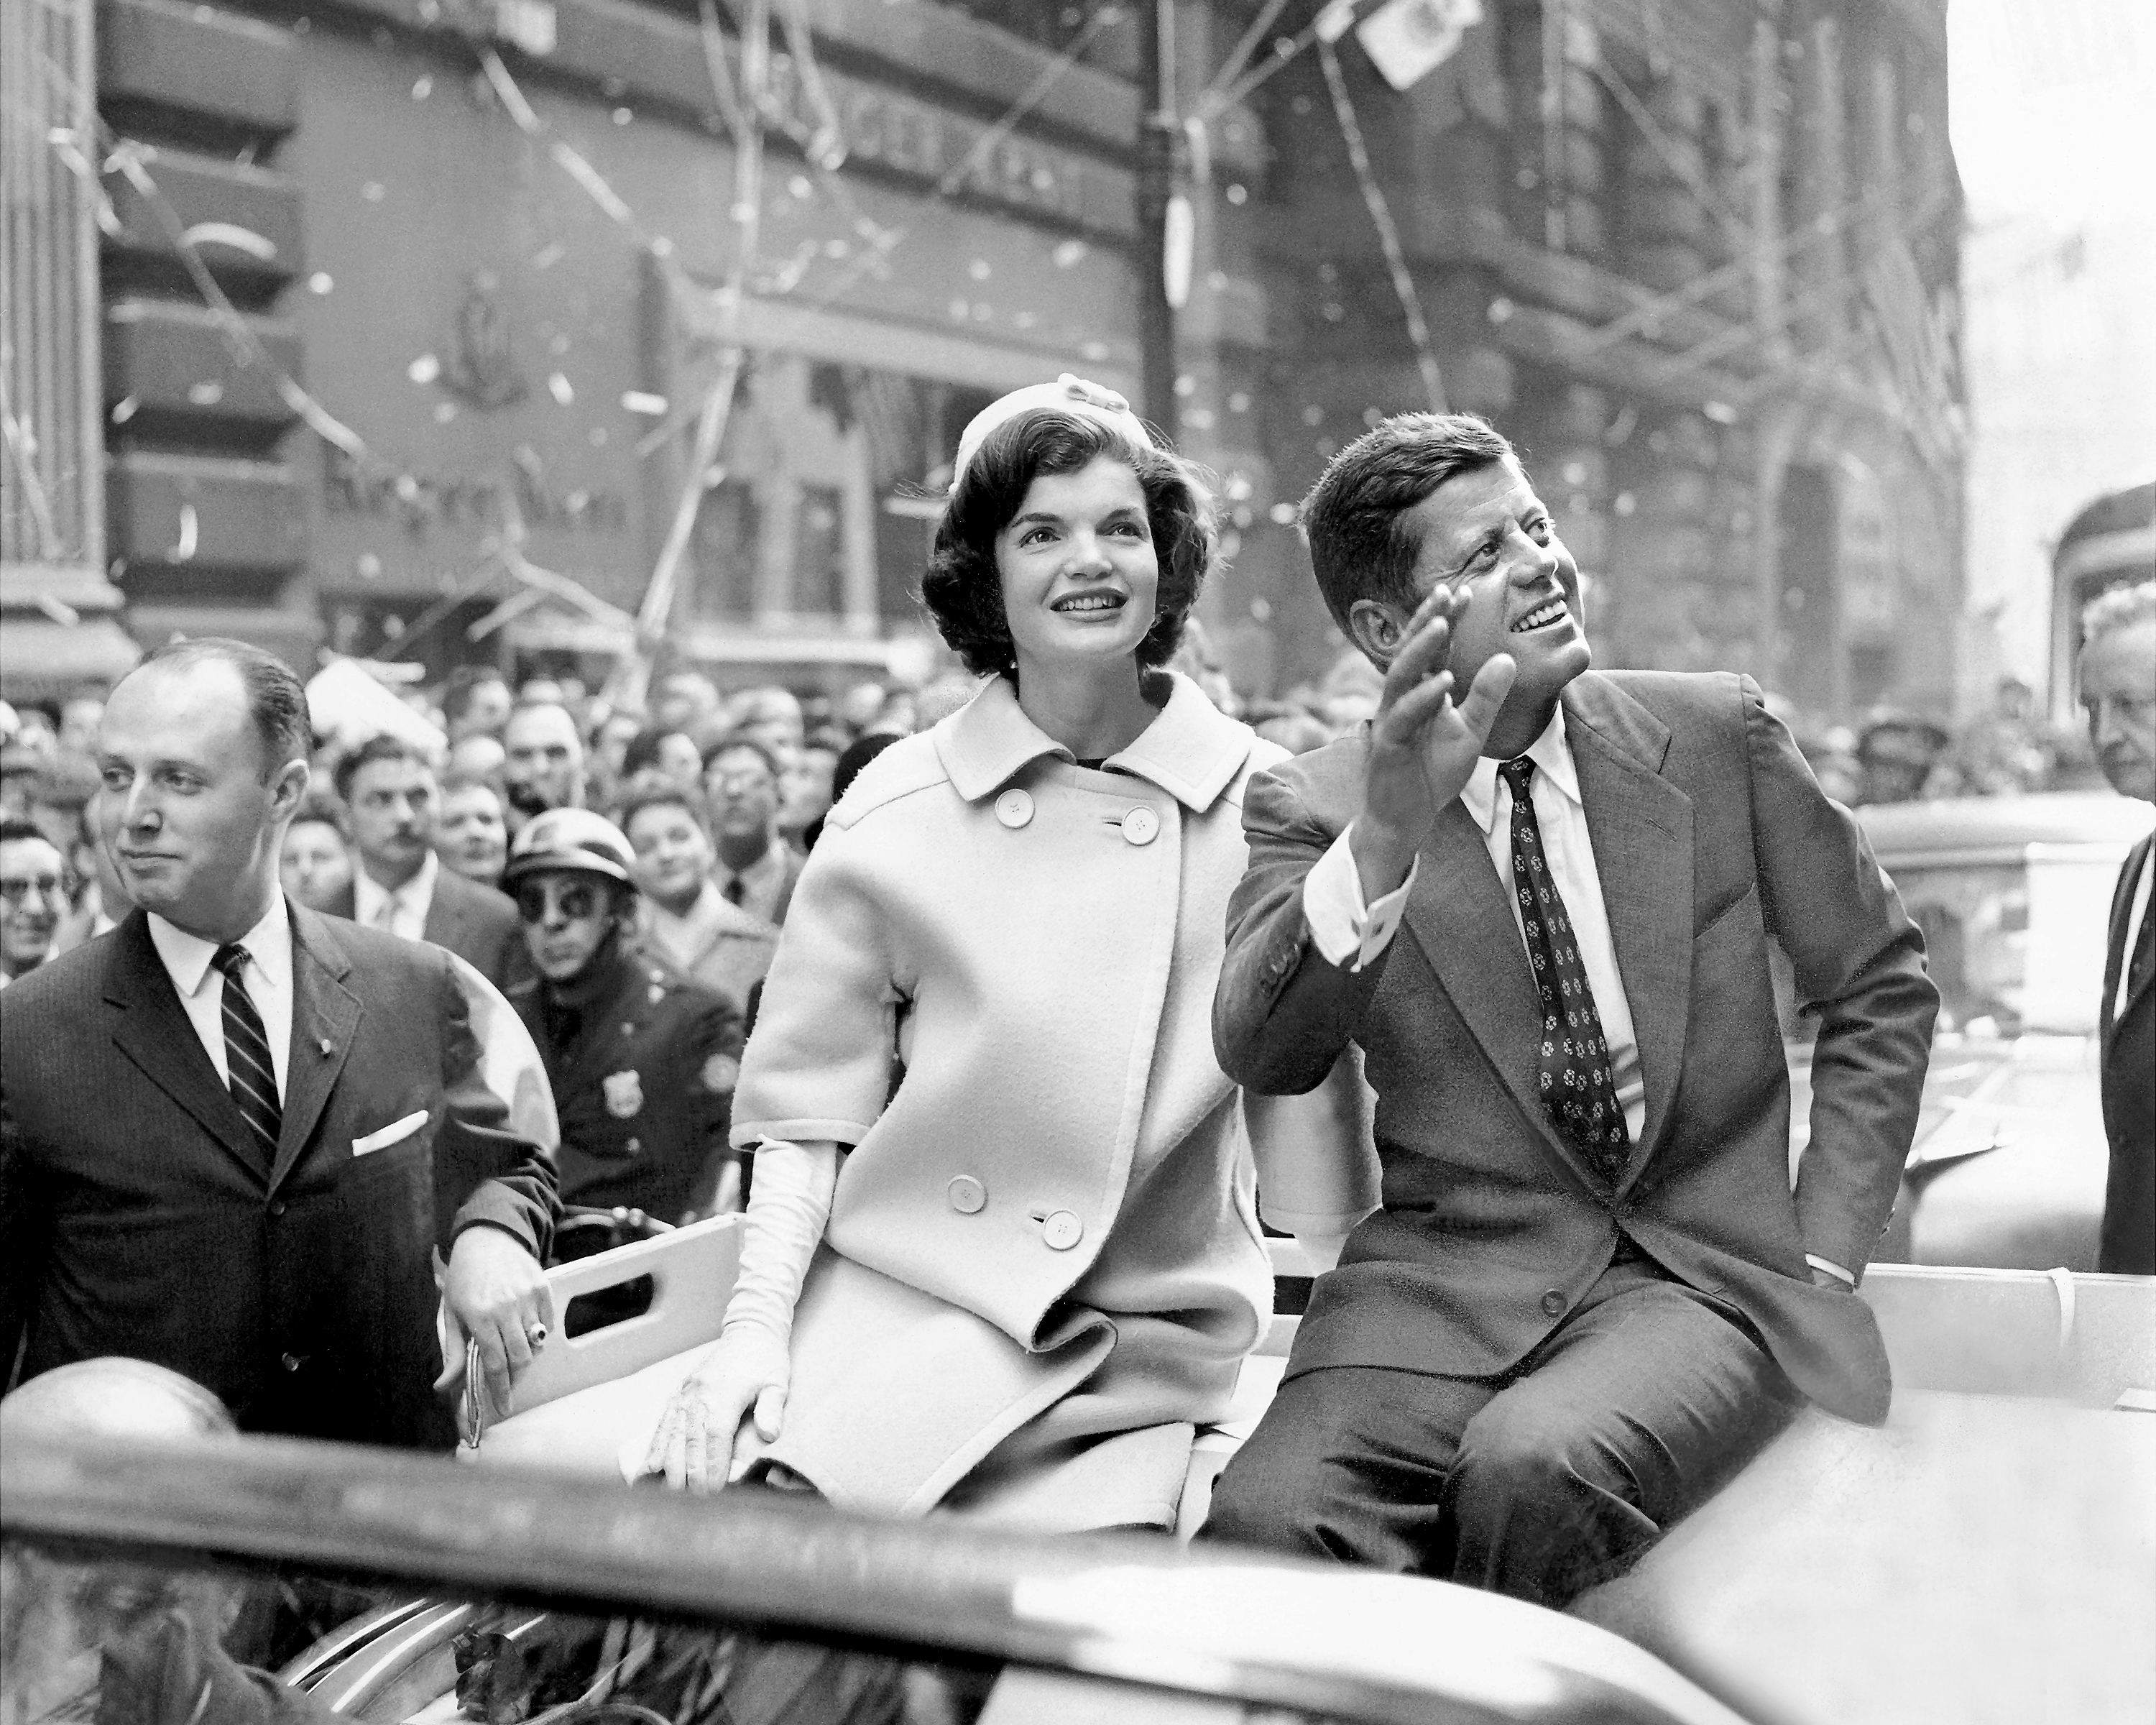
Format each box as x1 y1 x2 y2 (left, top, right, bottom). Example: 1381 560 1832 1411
0 616 144 699
124 604 325 675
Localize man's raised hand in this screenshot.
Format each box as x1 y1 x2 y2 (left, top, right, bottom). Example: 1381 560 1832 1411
1350 586 1517 901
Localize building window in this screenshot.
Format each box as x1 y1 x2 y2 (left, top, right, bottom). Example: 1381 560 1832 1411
1 0 103 574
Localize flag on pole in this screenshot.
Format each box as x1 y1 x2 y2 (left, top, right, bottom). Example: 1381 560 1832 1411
1355 0 1484 92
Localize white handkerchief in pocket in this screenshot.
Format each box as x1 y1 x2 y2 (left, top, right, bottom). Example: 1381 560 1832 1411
354 1109 429 1156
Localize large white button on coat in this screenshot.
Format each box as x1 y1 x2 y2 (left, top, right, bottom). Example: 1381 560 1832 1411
1042 1209 1084 1251
1120 806 1160 846
948 1175 987 1214
995 789 1033 829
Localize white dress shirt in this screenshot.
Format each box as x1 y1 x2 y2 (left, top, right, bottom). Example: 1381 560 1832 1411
147 890 295 1101
353 849 438 942
2119 843 2153 1021
1301 709 1856 1284
1304 708 1646 1144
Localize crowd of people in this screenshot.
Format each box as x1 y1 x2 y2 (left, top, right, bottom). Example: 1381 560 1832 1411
1 377 2149 1725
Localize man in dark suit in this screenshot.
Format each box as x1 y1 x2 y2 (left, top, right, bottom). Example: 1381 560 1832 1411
325 734 528 990
1201 415 1937 1605
2081 579 2155 1274
0 638 558 1448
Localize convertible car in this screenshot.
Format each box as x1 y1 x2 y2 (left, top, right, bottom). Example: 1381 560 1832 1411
1807 791 2155 1270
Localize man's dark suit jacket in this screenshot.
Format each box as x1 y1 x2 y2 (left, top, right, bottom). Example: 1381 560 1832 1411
2098 833 2154 1274
0 906 557 1448
324 864 530 991
1216 671 1938 1425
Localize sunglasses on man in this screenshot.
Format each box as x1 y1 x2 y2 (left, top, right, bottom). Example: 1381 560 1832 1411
514 877 610 924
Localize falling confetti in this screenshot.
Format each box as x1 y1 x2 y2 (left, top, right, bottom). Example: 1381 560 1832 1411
412 75 432 99
622 391 668 415
110 397 138 424
408 354 441 384
1052 239 1088 269
188 382 224 405
308 271 333 294
548 372 574 405
362 182 386 201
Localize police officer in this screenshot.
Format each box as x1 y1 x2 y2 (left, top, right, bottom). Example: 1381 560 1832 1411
502 809 744 1225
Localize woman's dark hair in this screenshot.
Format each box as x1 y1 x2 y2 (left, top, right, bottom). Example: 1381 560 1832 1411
620 724 692 779
921 410 1217 678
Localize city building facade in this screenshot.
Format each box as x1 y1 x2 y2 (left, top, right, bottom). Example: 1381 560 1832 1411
1 0 1962 723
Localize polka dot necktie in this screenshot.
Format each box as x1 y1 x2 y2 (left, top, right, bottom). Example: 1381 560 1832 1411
1499 758 1630 1186
212 943 282 1173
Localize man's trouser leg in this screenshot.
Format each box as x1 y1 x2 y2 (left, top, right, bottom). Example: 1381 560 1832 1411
1200 1256 1799 1606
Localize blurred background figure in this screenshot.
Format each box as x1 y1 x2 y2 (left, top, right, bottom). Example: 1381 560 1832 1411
436 772 512 892
0 818 68 987
328 735 526 989
835 680 890 737
277 794 355 915
622 786 776 1018
55 686 106 756
652 668 722 737
501 701 586 830
446 730 507 786
619 724 705 798
502 809 743 1224
51 809 132 957
778 729 844 854
442 666 513 743
701 737 800 925
1252 709 1333 755
2079 580 2155 1276
24 755 99 865
0 1358 338 1725
726 686 806 763
589 709 647 807
1856 712 1953 805
1317 647 1384 733
9 704 60 758
0 744 42 819
515 676 566 707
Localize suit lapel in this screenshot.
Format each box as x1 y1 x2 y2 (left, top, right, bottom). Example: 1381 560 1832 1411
103 914 264 1184
2107 836 2155 1044
1563 678 1692 1180
272 906 361 1192
424 871 468 953
1399 802 1600 1189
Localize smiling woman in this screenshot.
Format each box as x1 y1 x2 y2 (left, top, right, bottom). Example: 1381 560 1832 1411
633 377 1361 1547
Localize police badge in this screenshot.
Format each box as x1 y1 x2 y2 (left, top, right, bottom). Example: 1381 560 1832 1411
602 1070 644 1118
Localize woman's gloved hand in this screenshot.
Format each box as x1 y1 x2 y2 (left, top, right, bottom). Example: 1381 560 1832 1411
645 1323 791 1491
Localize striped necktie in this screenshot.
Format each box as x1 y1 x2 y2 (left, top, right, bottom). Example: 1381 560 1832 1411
211 944 281 1171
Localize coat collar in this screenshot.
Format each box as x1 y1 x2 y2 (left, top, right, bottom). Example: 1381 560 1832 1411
936 671 1258 812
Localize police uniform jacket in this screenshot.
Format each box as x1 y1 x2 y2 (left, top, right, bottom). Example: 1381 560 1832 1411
510 940 742 1222
727 673 1348 1529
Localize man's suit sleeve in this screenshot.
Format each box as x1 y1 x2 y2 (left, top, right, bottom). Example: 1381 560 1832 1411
1214 763 1392 1097
431 950 558 1260
0 1054 51 1384
1741 677 1938 1278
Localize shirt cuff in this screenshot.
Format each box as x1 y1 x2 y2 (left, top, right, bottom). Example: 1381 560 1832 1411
1804 1253 1856 1286
1302 827 1418 973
